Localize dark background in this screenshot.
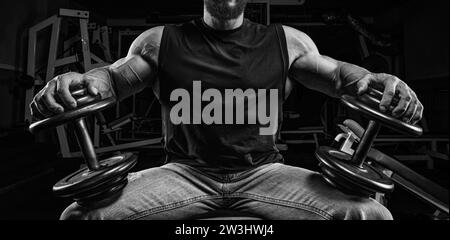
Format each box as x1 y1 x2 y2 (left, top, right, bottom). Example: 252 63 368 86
0 0 448 220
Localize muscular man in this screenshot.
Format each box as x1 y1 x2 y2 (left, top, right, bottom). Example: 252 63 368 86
31 0 423 220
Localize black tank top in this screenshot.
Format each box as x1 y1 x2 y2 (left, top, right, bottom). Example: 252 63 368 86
156 18 289 173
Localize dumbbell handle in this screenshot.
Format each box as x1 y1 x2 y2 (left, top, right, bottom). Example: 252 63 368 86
73 118 101 170
71 88 102 170
349 88 386 167
351 120 380 167
348 88 389 167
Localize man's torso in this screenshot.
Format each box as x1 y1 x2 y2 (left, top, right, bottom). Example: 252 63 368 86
142 19 301 173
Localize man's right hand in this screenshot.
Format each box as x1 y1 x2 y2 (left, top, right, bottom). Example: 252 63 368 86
30 70 115 119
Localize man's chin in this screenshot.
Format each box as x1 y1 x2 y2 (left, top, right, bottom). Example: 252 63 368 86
205 0 248 20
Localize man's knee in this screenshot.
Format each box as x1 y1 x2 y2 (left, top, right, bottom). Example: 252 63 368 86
339 199 393 220
60 203 83 220
60 202 105 220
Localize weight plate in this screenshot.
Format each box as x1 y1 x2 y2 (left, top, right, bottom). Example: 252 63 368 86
316 146 394 194
29 97 116 133
56 172 127 199
53 152 137 196
320 164 374 196
75 177 129 207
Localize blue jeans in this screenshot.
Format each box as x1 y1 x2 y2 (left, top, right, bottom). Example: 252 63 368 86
60 162 393 220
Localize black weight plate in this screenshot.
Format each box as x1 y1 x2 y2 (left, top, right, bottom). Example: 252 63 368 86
73 175 128 201
320 163 379 197
53 152 137 196
56 172 127 199
74 177 129 207
78 182 128 208
316 146 394 194
29 97 116 133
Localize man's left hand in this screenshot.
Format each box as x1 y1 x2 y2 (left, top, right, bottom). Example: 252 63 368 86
355 73 423 125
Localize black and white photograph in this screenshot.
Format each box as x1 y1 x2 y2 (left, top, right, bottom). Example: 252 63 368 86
0 0 448 229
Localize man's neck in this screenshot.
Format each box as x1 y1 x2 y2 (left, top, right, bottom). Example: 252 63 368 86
203 9 244 30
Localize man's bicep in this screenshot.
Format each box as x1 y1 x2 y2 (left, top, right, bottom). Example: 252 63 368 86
291 53 339 78
109 26 164 72
282 25 319 65
127 26 164 57
289 52 342 96
107 26 164 100
284 25 339 83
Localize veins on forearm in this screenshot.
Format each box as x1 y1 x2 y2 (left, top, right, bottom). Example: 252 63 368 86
339 62 371 87
336 61 371 95
85 66 111 79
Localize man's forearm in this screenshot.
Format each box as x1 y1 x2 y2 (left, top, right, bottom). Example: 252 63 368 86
290 53 372 98
84 55 156 101
337 61 371 95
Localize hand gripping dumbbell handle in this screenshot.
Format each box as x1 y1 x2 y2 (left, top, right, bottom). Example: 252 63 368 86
29 88 116 171
367 88 399 106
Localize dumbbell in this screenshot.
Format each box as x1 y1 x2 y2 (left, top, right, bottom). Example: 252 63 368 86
29 88 137 207
315 88 423 197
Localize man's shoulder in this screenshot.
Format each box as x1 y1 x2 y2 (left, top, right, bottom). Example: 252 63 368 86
126 26 165 62
130 26 165 53
281 25 313 47
281 25 319 60
137 26 165 44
